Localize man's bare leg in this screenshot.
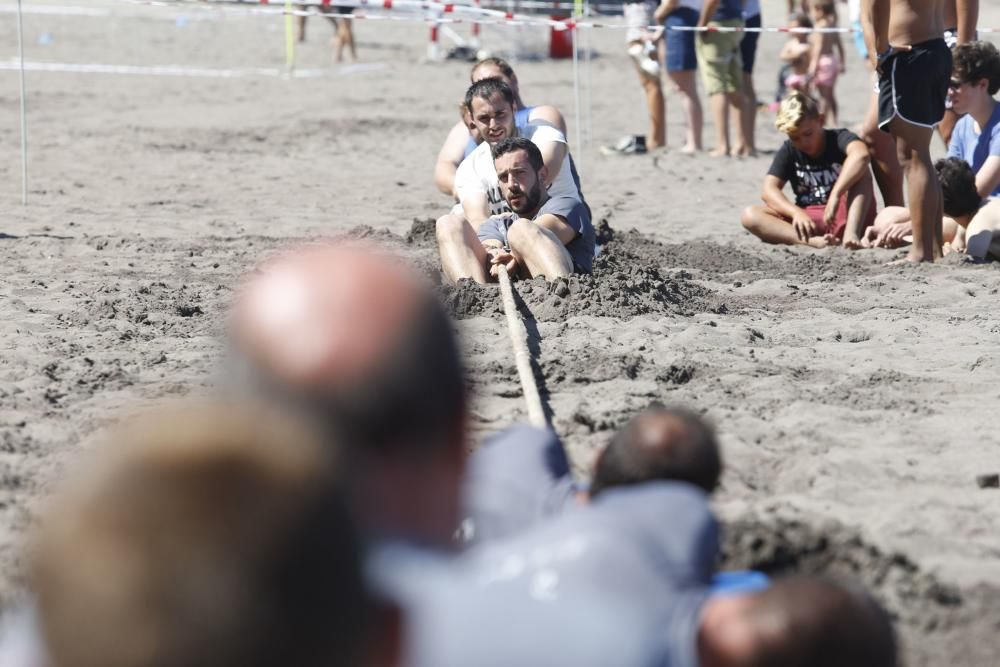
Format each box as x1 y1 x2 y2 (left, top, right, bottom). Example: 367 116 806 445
890 117 941 262
507 220 574 278
734 72 757 156
862 88 905 207
740 205 828 247
436 214 491 283
709 93 731 156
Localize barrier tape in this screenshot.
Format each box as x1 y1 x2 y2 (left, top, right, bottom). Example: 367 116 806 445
13 1 1000 34
0 58 386 77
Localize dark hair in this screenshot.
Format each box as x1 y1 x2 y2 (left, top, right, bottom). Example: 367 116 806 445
464 77 515 113
953 40 1000 95
492 137 544 171
589 405 721 497
936 157 982 218
742 577 897 667
788 11 812 28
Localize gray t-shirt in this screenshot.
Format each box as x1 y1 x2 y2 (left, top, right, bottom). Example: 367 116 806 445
371 541 674 667
458 424 578 547
458 482 717 667
478 195 595 273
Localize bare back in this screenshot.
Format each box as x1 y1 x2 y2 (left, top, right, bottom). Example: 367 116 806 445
888 0 943 45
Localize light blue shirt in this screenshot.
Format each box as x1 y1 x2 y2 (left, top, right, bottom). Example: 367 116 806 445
948 102 1000 198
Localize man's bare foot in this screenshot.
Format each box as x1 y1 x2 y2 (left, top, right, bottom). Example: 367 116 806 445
709 148 730 157
680 144 700 155
905 247 938 263
733 145 756 158
806 236 830 248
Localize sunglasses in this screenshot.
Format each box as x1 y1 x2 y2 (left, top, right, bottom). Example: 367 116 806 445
948 79 965 90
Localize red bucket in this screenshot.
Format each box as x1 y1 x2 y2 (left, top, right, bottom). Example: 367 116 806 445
549 17 574 59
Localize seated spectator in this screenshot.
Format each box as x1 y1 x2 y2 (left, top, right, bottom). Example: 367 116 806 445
947 40 1000 199
434 58 566 198
29 400 396 667
867 157 1000 259
741 91 876 248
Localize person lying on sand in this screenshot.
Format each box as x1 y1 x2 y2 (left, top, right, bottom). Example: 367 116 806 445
866 157 1000 260
433 58 567 198
740 91 876 249
436 79 588 283
441 137 594 283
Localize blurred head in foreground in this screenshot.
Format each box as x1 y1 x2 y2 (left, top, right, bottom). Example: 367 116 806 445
590 404 722 498
698 576 897 667
30 400 395 667
229 242 467 547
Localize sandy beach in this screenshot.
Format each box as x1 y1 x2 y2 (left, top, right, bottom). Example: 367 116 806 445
2 0 1000 663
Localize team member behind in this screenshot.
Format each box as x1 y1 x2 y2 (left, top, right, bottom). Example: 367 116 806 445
741 92 876 249
454 137 594 283
808 0 846 127
460 404 720 547
29 400 393 667
656 0 704 153
433 58 566 197
697 0 747 157
437 78 586 283
862 0 952 262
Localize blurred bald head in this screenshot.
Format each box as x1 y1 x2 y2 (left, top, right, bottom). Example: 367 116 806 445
230 242 465 456
590 405 721 498
229 242 467 545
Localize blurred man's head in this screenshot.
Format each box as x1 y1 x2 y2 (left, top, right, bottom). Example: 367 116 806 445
471 57 524 107
589 405 722 498
31 400 391 667
949 41 1000 115
492 137 548 216
698 577 897 667
229 243 467 546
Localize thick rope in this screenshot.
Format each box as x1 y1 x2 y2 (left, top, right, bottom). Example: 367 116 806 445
497 266 547 428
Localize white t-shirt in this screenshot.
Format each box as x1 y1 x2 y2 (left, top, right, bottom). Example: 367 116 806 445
455 123 584 219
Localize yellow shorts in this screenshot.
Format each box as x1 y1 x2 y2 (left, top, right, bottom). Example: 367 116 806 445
695 19 744 95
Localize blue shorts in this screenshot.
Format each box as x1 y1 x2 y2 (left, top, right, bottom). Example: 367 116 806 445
740 13 761 73
665 7 699 72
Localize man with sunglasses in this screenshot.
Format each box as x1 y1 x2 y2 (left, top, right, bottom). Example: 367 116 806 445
947 40 1000 199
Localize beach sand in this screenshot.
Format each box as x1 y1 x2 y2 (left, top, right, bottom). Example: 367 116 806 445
1 0 999 663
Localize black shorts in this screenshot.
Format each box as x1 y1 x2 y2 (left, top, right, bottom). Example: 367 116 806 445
877 38 952 132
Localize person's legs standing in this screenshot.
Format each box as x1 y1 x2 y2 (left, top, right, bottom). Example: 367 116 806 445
863 82 904 207
891 119 941 261
626 2 665 149
665 8 702 152
736 13 761 156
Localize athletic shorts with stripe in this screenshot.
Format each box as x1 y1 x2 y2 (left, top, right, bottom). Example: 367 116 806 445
877 38 952 132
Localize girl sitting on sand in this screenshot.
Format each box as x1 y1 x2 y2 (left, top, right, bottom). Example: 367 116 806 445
808 1 846 126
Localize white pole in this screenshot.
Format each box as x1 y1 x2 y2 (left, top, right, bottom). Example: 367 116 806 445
584 2 592 148
571 24 582 173
16 0 27 205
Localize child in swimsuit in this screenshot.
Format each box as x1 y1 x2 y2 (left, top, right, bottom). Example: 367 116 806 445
778 13 813 98
808 1 845 126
